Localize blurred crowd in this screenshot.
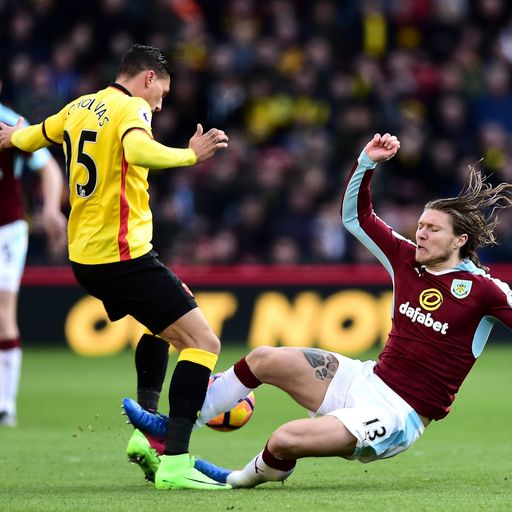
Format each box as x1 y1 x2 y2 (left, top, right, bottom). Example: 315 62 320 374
3 0 512 265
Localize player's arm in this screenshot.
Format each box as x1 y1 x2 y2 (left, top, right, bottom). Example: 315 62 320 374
0 117 50 152
0 104 68 152
39 157 67 248
123 123 228 169
341 133 409 270
341 133 400 228
484 280 512 329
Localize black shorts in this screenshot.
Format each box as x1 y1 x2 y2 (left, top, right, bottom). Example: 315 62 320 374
71 251 197 334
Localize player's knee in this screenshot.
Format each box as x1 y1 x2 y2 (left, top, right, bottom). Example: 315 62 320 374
246 346 279 381
0 310 17 337
198 332 221 354
268 424 301 459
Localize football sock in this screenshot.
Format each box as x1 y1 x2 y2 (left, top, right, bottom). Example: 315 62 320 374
261 443 296 472
0 341 22 417
227 443 296 488
234 357 262 387
164 348 217 455
135 333 169 411
195 357 262 428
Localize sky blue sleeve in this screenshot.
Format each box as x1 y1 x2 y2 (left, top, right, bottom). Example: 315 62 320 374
0 103 52 171
26 147 52 171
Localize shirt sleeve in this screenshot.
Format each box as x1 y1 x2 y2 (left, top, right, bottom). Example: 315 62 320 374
42 104 71 145
11 123 50 152
123 129 197 169
484 278 512 329
10 117 52 170
341 150 416 275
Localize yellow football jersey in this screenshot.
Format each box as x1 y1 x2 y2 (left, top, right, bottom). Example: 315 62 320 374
43 84 156 264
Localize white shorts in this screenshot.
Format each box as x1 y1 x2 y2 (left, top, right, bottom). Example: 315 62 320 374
0 220 29 292
310 354 425 463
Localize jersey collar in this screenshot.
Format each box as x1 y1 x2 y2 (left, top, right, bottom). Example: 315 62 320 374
109 82 132 96
421 259 486 277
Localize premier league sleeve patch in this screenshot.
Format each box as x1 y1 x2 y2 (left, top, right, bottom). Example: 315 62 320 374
450 279 472 299
138 108 152 126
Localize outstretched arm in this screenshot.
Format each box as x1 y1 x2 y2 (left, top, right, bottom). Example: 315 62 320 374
0 117 50 152
341 132 407 273
123 124 228 169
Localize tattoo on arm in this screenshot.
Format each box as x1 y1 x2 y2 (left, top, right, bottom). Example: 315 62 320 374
301 349 339 381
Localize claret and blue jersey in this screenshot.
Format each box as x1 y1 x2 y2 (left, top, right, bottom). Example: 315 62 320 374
342 151 512 421
0 103 51 227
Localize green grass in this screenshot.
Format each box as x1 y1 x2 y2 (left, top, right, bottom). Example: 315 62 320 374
1 345 511 511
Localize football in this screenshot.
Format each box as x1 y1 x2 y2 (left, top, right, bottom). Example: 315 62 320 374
206 373 256 432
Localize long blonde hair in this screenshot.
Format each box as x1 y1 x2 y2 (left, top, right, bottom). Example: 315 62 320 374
425 165 512 271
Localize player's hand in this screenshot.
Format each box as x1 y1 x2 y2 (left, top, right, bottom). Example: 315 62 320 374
363 133 400 163
42 208 68 253
188 123 229 163
0 116 24 150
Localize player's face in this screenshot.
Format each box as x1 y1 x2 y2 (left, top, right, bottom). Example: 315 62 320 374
415 209 466 269
144 76 170 113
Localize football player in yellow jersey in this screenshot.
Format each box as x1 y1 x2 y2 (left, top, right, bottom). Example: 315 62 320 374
0 44 230 490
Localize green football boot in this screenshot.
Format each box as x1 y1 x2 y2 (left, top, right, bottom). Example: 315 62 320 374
126 429 161 482
155 454 232 490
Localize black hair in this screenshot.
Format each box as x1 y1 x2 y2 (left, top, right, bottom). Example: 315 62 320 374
117 44 172 79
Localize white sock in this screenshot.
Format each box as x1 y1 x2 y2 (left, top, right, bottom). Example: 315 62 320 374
195 366 253 429
0 347 22 417
227 451 295 488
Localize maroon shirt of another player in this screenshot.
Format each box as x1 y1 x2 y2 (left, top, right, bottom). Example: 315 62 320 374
342 150 512 420
0 104 52 227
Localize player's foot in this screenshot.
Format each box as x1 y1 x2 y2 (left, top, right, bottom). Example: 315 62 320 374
155 454 232 490
123 398 168 439
0 411 16 427
194 458 232 484
126 429 161 482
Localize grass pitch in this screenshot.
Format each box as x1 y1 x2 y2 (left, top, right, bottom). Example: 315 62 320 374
1 344 511 511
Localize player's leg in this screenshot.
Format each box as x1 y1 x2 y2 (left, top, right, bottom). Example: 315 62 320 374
230 416 355 488
0 290 21 426
154 308 230 490
196 415 356 488
126 331 169 481
125 346 339 433
0 220 28 427
135 331 169 412
197 346 335 427
72 254 228 489
197 347 354 488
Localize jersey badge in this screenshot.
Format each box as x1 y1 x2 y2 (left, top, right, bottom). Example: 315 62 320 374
450 279 472 299
138 108 152 126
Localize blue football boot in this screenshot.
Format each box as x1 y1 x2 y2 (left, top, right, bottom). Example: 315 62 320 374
122 397 168 439
194 458 232 484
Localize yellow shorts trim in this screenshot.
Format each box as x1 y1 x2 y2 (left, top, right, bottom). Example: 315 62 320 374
178 348 218 371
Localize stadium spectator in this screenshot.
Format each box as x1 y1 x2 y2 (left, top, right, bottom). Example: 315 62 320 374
0 44 231 490
0 80 67 427
3 1 512 265
124 132 512 487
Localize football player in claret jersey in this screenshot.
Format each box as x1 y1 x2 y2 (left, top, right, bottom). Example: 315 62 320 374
124 133 512 488
0 81 67 427
0 44 231 490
